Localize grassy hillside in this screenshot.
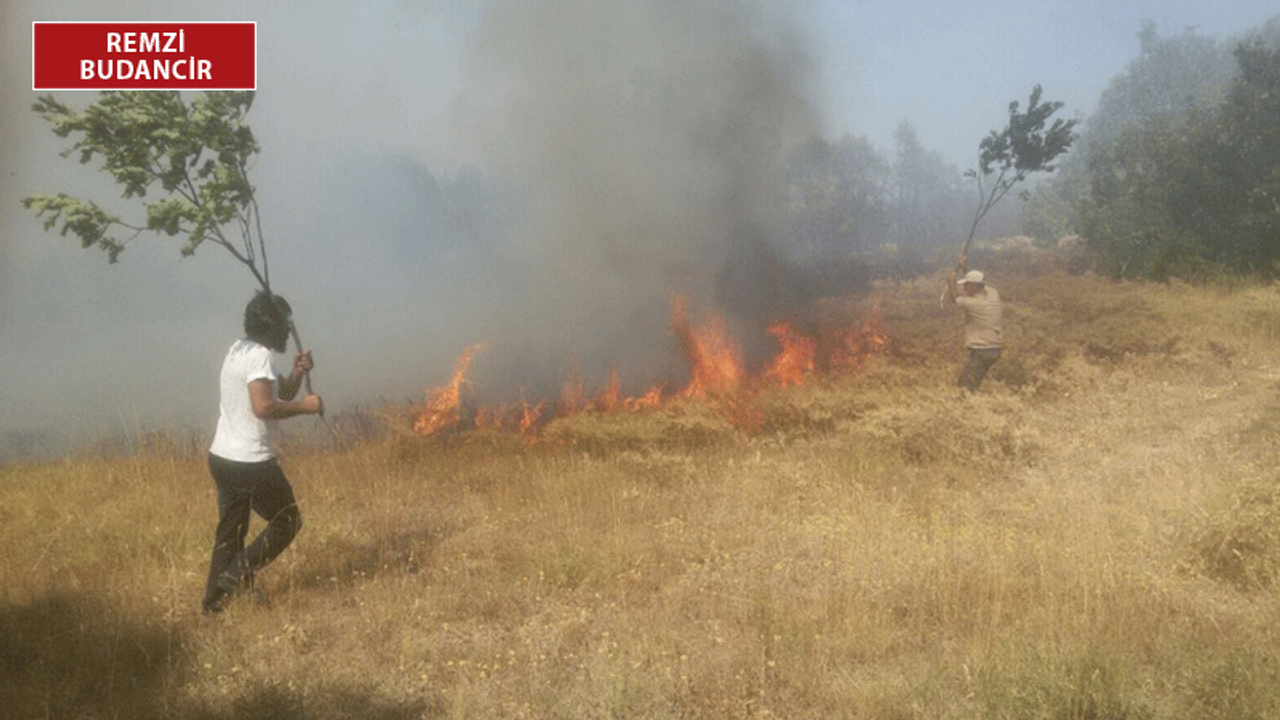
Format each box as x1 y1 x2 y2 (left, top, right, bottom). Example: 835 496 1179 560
6 255 1280 719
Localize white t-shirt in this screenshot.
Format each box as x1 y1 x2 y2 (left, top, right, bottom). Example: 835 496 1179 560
209 338 282 462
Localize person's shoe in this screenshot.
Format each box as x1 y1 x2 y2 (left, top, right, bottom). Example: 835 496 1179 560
202 570 250 614
201 590 229 615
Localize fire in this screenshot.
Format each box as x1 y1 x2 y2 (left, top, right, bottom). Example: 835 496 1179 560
670 295 744 397
410 298 890 438
518 397 545 435
764 321 817 386
625 384 664 411
412 343 483 436
831 317 891 373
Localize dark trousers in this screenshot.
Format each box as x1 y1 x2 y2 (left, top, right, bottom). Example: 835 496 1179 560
203 453 301 611
958 347 1002 391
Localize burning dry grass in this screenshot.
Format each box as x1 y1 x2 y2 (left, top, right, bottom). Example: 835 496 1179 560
391 293 894 444
7 263 1280 718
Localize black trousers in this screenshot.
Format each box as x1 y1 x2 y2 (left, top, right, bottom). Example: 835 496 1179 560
203 453 301 611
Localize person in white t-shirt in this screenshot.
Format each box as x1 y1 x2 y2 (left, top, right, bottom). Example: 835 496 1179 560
945 255 1004 392
202 290 323 614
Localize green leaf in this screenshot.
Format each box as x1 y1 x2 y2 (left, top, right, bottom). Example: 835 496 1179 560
22 192 128 262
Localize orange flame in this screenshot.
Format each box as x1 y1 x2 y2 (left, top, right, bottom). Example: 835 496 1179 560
413 343 483 436
412 299 891 438
518 396 545 435
831 317 891 372
764 321 817 386
670 295 744 397
625 384 664 411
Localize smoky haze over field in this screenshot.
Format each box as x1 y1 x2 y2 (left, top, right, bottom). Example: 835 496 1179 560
2 0 830 453
4 0 1278 459
442 0 823 398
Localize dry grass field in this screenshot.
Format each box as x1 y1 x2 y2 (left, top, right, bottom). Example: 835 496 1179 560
7 252 1280 719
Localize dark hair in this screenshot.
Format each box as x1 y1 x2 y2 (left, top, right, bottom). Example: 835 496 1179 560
244 290 292 352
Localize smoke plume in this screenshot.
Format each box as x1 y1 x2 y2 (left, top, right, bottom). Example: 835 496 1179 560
445 0 823 396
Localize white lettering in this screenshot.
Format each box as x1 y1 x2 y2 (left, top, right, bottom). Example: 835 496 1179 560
79 56 214 82
105 32 186 53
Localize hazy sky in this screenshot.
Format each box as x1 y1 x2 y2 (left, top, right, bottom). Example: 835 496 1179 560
2 0 1276 454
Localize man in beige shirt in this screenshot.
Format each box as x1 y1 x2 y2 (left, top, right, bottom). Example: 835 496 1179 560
945 256 1003 391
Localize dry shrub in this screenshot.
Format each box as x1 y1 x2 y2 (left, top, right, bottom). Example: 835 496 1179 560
181 678 442 720
966 242 1076 278
1187 477 1280 592
612 450 703 490
1242 307 1280 345
749 379 878 439
1003 273 1178 360
848 387 1040 472
865 277 954 369
382 428 529 469
542 402 738 455
1185 405 1280 592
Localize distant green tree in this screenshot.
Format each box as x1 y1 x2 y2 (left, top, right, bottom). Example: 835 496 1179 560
1082 116 1208 279
1201 41 1280 269
1020 161 1087 244
892 121 966 249
1086 22 1233 153
1080 31 1280 279
785 134 890 260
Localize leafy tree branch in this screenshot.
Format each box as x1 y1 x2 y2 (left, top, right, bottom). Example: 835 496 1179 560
962 85 1078 254
23 91 272 288
24 90 323 401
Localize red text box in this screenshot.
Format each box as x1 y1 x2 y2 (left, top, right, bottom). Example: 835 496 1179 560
33 22 256 91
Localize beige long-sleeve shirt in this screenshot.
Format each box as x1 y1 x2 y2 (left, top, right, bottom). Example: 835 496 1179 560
954 287 1003 349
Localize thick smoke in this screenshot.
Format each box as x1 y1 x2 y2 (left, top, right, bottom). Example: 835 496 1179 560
445 0 823 397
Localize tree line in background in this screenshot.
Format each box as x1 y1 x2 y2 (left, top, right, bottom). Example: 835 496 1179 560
23 15 1280 290
787 15 1280 283
780 122 985 265
608 12 1280 282
1026 16 1280 280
